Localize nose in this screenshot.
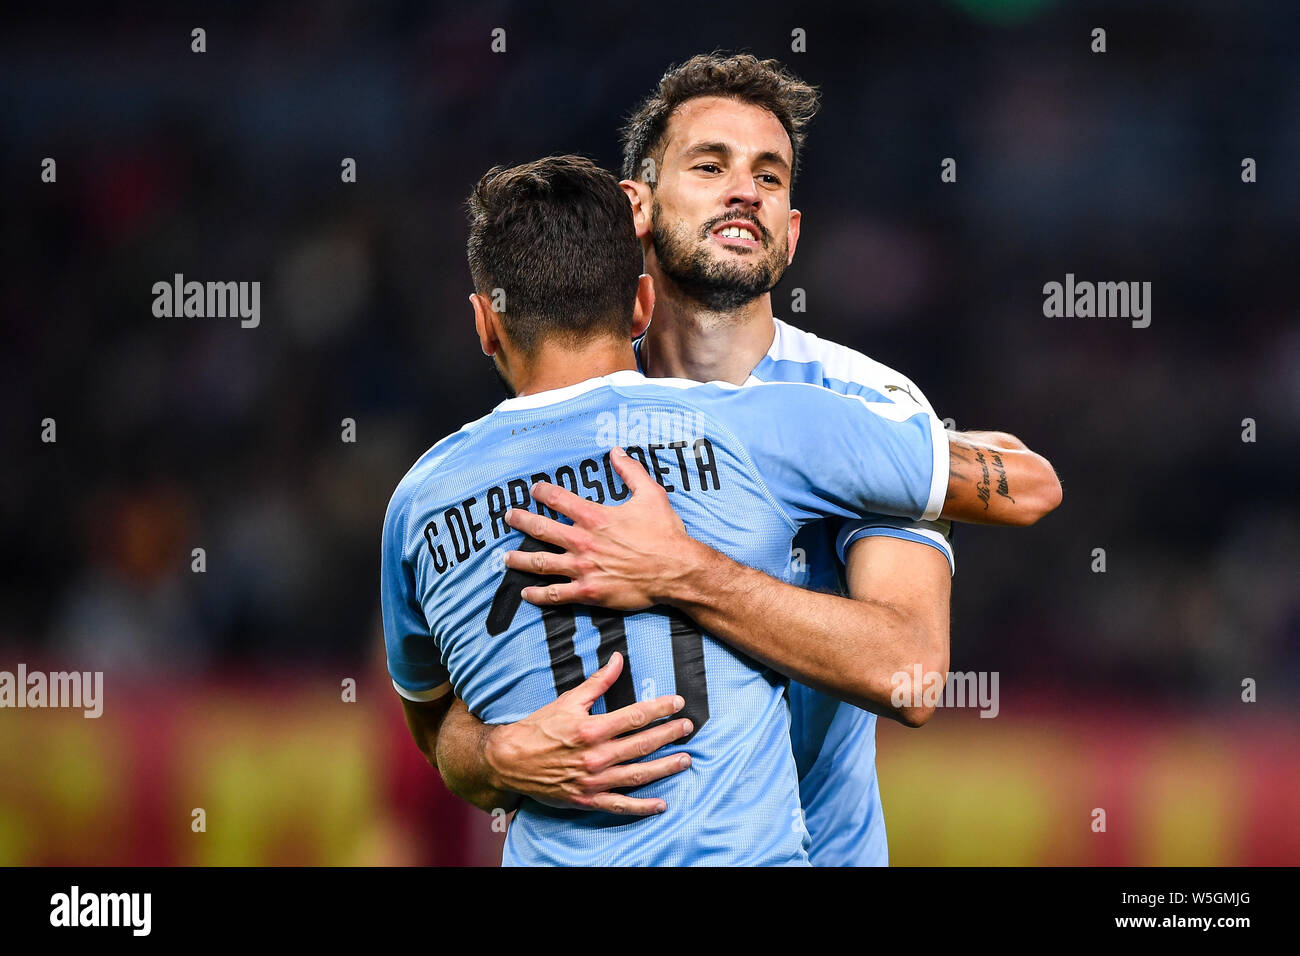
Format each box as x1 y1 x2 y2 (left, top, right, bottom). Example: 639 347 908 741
724 168 761 210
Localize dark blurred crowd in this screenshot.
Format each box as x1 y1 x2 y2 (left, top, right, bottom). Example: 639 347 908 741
2 0 1297 703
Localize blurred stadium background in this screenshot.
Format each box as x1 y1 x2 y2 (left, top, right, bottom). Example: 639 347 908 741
2 0 1297 865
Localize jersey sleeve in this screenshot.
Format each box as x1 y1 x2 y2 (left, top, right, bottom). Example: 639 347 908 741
380 482 451 702
833 373 955 575
837 516 955 575
719 381 949 526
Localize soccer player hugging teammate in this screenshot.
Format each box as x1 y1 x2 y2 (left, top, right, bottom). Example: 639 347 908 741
411 55 1062 867
382 151 1060 866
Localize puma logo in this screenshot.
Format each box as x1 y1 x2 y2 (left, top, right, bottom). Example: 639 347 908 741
884 383 918 405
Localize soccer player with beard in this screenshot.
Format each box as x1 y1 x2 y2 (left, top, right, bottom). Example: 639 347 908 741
415 55 1060 865
386 155 1058 865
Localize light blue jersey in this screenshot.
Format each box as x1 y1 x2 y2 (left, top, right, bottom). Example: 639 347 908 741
381 368 948 866
639 319 955 866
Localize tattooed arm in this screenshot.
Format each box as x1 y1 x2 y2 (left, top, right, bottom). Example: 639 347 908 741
493 435 1052 722
940 430 1061 526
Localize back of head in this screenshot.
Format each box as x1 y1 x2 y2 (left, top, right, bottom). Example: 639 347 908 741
466 155 643 356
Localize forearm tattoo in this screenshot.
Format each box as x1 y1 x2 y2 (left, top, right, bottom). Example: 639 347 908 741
948 436 1016 509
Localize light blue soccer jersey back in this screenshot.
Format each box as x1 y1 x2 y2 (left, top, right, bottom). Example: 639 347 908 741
381 369 947 866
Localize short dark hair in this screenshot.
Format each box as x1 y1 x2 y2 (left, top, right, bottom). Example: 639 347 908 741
466 155 642 355
620 52 821 186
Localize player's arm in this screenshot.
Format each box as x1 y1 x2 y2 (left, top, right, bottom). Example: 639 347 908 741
397 691 518 813
691 379 1061 529
503 450 950 721
942 429 1061 526
397 691 510 813
674 530 951 724
420 653 695 815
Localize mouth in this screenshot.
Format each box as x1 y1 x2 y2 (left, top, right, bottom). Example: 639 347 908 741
709 219 763 250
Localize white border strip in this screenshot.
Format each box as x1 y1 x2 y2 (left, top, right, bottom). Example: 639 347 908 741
923 416 949 521
392 678 452 702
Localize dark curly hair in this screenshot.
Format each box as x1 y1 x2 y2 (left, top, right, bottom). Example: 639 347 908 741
620 52 821 187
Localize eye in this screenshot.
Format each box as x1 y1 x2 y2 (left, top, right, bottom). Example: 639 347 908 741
694 163 721 174
758 173 782 186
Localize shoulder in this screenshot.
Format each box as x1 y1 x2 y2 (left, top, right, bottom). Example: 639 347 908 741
756 318 934 411
617 372 829 415
611 373 747 411
383 414 492 540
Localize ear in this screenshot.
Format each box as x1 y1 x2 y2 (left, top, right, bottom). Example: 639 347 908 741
631 274 655 338
470 293 500 356
786 207 802 265
620 179 654 241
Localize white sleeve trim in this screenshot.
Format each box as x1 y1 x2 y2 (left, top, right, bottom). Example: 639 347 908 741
839 523 955 576
923 415 949 521
392 678 452 702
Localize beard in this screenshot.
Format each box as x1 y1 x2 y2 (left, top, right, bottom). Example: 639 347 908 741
650 199 790 313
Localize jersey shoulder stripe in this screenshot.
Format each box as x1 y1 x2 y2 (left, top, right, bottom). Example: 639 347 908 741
756 318 936 414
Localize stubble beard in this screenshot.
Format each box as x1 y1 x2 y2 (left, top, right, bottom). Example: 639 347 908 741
650 199 789 314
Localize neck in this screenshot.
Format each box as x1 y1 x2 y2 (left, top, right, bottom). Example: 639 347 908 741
509 338 638 397
640 269 776 385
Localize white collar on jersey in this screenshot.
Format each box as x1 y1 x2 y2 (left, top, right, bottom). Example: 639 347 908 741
494 368 646 412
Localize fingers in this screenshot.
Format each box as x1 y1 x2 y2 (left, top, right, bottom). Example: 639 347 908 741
593 716 694 768
608 446 659 496
566 651 624 710
548 682 695 817
527 480 599 524
520 581 588 606
583 792 669 816
503 507 580 550
583 751 692 796
587 692 685 740
503 547 583 579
